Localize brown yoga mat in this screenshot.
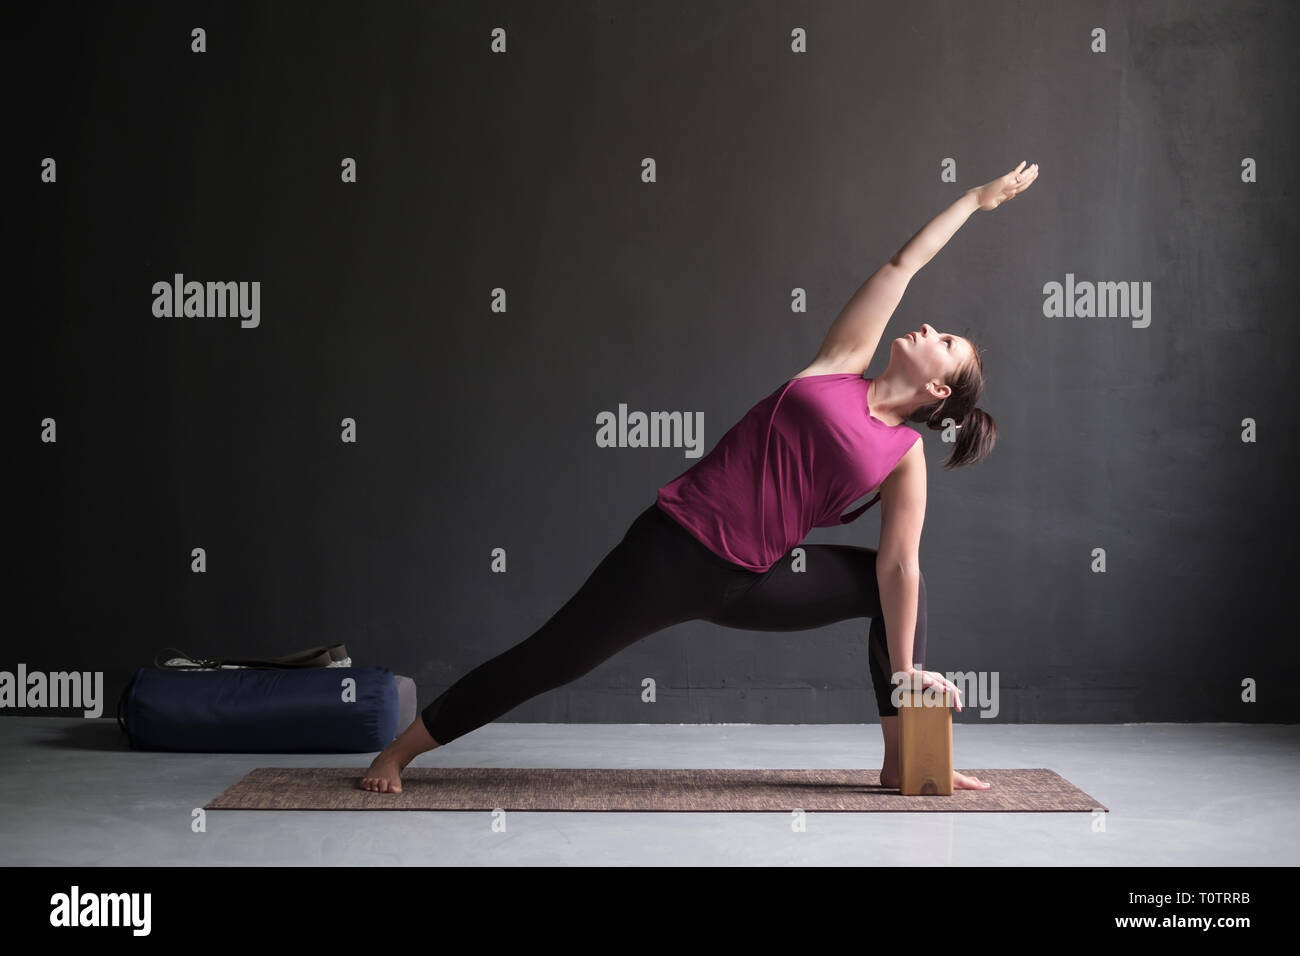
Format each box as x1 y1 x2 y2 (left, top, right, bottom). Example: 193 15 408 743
205 767 1108 812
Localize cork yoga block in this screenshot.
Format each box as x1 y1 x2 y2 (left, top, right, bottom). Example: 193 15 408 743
898 687 954 796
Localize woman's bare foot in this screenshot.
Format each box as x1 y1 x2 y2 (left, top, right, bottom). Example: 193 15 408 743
953 770 991 790
878 768 992 790
358 716 441 793
360 751 408 793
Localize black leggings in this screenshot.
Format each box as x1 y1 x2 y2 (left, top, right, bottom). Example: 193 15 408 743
420 502 926 746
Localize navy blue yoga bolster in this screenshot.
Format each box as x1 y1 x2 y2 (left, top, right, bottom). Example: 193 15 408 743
118 665 400 753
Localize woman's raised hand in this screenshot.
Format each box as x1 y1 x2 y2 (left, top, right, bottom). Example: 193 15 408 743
974 161 1039 210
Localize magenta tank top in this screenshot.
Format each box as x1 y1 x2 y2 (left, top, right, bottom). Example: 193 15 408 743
655 373 921 573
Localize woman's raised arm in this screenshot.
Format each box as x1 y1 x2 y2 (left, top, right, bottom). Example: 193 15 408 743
810 162 1037 367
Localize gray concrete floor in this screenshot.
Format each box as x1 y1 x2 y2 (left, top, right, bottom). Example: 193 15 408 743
1 718 1295 866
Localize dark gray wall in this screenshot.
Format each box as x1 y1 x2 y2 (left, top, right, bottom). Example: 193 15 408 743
21 0 1300 728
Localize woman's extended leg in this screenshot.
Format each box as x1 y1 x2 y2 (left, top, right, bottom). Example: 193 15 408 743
706 543 927 787
360 503 758 791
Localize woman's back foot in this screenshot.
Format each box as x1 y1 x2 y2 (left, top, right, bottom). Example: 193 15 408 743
359 752 405 793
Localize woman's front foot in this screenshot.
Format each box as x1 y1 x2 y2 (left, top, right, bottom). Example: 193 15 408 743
953 770 991 790
878 768 992 790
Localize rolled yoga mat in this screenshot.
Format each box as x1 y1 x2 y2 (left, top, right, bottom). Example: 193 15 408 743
205 767 1108 812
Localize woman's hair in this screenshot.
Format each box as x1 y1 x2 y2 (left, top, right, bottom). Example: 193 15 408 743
903 334 997 469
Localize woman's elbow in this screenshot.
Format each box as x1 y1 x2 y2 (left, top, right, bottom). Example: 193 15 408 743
876 553 921 577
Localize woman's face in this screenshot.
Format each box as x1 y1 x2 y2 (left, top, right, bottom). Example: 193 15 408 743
893 324 971 394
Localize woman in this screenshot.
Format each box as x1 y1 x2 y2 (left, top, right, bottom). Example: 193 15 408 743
362 161 1039 794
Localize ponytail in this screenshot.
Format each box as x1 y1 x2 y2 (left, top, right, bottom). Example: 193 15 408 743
943 406 997 469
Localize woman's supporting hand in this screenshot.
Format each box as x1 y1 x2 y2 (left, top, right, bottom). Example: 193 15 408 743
906 667 965 712
973 161 1039 210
